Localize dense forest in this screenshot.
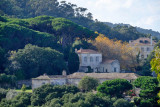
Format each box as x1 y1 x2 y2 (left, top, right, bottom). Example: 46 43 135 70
0 0 154 42
0 15 96 79
0 0 157 80
104 22 160 39
0 76 159 107
0 0 160 106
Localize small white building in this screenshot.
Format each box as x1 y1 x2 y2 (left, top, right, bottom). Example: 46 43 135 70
129 37 156 59
99 60 120 73
76 49 102 72
75 48 120 73
32 72 139 90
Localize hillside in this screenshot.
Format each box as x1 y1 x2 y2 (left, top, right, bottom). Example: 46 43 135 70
0 15 95 50
104 22 160 39
0 0 149 42
0 15 95 78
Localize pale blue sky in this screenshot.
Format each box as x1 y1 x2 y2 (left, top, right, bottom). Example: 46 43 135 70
60 0 160 32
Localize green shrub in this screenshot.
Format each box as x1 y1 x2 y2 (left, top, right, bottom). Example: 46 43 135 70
134 97 141 106
0 88 8 101
140 100 152 107
21 84 26 92
113 99 133 107
6 90 18 100
78 76 99 92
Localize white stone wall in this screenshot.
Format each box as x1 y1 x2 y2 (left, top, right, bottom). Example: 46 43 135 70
99 61 120 73
78 53 102 69
68 78 81 86
132 45 154 59
50 78 67 85
68 78 113 85
32 79 50 90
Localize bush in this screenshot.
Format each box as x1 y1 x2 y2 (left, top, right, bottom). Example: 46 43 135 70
113 99 133 107
21 84 26 92
0 88 8 101
133 76 159 106
97 79 132 97
0 74 17 88
31 84 79 106
0 92 31 107
6 90 18 100
134 97 141 106
139 100 152 107
78 76 99 92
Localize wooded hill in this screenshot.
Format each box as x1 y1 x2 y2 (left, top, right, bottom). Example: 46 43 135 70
0 15 95 51
0 0 151 42
104 22 160 39
0 15 95 79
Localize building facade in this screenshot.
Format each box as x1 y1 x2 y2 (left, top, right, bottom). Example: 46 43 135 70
32 71 139 90
99 60 120 73
129 37 156 59
75 48 120 73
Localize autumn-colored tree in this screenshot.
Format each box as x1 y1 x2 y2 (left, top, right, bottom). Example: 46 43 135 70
150 46 160 105
93 34 137 69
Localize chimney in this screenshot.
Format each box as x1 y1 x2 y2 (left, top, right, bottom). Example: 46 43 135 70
75 48 77 53
80 47 82 52
62 70 67 76
43 73 47 76
150 36 152 45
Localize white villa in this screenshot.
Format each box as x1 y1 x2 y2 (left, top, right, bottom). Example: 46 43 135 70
75 48 120 73
32 71 139 90
129 37 156 59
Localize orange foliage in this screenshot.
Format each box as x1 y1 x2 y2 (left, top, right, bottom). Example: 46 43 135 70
94 34 137 69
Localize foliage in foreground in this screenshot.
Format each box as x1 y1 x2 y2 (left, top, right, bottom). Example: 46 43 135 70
9 44 67 79
78 76 99 92
0 84 134 107
97 79 132 98
133 76 159 106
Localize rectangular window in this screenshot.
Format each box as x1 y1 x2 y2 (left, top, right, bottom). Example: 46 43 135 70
114 68 117 72
141 47 144 51
84 57 87 62
96 56 99 62
147 47 150 51
90 57 93 62
106 69 108 72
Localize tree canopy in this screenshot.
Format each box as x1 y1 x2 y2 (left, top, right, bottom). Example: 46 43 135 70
78 76 99 92
97 79 132 97
0 0 149 42
133 76 159 106
9 44 67 79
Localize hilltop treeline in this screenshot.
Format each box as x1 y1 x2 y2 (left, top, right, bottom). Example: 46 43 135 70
0 15 95 79
0 0 148 41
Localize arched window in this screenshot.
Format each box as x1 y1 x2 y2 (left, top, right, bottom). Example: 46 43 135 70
90 57 93 62
84 56 87 62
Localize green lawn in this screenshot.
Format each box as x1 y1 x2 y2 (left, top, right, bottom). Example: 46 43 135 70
15 89 32 93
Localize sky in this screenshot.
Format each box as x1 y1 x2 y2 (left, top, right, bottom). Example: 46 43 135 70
60 0 160 32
